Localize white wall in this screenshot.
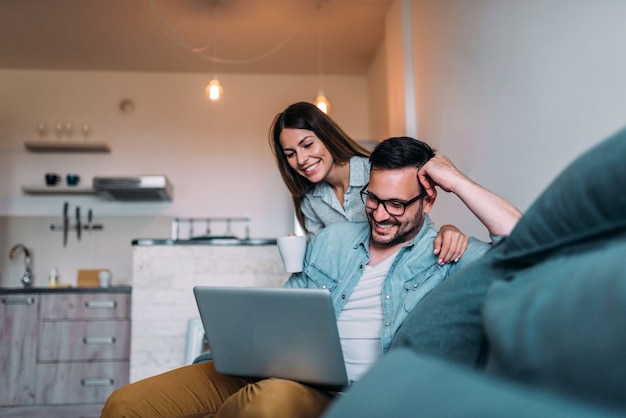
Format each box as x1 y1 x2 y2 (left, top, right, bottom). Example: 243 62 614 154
0 70 371 287
405 0 626 239
367 41 389 141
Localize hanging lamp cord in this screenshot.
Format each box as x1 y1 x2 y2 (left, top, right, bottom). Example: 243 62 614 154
149 0 300 65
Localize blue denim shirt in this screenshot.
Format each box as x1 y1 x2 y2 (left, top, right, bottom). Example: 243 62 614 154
284 215 499 353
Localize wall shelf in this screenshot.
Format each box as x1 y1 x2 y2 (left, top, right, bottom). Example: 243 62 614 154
24 141 111 153
22 185 97 195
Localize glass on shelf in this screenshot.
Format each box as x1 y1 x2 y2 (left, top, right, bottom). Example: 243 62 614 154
81 123 91 140
36 121 47 139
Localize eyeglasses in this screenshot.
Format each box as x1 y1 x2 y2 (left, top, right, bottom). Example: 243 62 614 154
360 184 427 216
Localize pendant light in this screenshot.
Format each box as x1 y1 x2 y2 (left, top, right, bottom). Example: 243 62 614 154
206 76 223 101
205 1 223 102
314 2 330 114
314 91 330 114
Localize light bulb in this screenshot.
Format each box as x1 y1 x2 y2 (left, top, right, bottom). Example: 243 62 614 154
205 78 223 102
314 90 331 114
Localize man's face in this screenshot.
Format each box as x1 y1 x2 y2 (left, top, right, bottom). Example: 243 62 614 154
365 167 432 247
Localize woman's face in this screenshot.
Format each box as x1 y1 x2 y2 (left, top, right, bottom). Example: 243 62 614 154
279 128 334 184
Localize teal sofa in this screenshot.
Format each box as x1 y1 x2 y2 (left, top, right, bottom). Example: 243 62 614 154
324 127 626 417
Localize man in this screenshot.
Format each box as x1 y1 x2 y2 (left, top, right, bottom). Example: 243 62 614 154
322 127 626 418
102 137 521 418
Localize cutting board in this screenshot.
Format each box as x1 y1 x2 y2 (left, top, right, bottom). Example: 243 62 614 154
77 269 109 287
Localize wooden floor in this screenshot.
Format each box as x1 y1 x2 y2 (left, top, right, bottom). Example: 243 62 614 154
0 404 102 418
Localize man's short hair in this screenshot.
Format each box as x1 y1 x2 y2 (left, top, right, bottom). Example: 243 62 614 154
370 137 435 170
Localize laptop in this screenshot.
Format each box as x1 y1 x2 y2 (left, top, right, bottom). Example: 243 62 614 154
193 286 349 390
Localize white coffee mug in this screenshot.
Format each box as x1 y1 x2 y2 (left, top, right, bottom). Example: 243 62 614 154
98 270 112 288
277 235 307 273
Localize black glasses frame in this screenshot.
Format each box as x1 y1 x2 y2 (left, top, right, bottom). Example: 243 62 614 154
360 183 427 216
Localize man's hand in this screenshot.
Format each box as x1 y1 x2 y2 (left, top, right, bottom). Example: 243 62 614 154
418 154 465 197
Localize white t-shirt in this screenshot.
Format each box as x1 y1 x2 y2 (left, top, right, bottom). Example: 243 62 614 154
337 252 397 382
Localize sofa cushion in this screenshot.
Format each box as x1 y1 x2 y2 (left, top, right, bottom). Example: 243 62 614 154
497 126 626 266
391 249 506 365
483 126 626 412
484 236 626 412
322 349 622 418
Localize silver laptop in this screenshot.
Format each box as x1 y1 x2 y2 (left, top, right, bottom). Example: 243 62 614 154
193 286 349 390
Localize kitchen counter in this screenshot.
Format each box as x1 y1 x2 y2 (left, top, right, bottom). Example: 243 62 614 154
0 286 131 294
132 238 277 246
130 241 287 382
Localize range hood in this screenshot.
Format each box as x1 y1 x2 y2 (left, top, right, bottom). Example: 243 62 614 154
93 175 173 201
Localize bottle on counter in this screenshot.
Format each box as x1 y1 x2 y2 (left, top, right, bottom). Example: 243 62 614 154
48 267 60 287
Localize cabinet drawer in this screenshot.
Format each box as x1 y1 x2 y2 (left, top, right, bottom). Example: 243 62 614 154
36 361 129 404
38 320 130 361
40 293 130 320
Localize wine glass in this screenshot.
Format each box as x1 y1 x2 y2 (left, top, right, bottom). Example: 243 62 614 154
55 122 65 140
65 122 74 139
81 123 91 140
36 122 47 139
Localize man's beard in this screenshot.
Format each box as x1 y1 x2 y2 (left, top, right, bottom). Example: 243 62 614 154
367 209 425 247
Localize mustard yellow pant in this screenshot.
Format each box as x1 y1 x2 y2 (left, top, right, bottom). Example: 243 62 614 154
101 361 336 418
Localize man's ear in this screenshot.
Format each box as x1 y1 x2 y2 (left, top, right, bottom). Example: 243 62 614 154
422 189 437 213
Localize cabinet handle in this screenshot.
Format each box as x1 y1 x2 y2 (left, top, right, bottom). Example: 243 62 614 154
81 378 114 387
83 336 116 345
2 296 35 305
84 300 117 309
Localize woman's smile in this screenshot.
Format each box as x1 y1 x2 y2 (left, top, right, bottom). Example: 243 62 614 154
302 160 321 174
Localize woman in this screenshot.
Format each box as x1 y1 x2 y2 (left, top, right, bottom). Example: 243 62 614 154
269 101 468 264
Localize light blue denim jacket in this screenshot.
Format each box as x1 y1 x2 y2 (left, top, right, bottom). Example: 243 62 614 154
284 215 500 353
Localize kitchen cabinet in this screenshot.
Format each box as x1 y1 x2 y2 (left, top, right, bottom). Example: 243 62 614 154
0 288 131 409
36 291 131 404
0 293 38 406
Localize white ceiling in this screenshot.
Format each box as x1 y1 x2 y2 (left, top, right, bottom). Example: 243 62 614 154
0 0 392 75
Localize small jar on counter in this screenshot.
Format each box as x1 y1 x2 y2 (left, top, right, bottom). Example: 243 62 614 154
48 267 60 287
